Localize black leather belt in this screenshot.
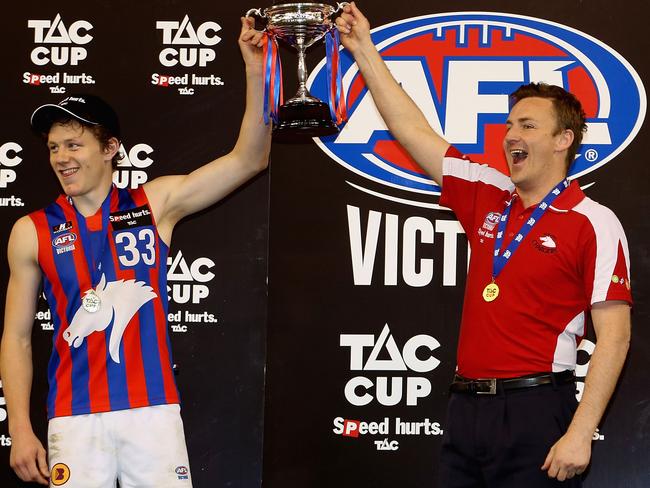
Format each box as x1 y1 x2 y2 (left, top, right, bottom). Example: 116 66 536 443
450 370 575 395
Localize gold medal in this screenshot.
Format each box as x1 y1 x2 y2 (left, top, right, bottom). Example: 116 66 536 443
82 290 101 313
482 282 500 302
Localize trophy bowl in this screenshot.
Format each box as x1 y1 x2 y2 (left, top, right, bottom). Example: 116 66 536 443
247 2 348 141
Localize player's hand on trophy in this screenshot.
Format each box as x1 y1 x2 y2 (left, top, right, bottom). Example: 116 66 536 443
239 16 266 74
335 2 372 54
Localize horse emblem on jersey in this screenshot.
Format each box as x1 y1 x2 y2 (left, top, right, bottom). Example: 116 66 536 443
62 274 157 363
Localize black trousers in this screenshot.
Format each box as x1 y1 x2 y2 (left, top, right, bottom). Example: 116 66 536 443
439 381 582 488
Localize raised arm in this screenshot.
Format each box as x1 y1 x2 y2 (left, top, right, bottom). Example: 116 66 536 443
542 301 631 481
0 217 49 485
144 17 272 242
335 2 449 186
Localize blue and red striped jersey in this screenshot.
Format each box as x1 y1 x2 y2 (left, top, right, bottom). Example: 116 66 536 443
30 185 179 419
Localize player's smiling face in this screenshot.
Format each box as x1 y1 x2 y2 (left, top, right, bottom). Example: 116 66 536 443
503 97 571 196
47 121 113 198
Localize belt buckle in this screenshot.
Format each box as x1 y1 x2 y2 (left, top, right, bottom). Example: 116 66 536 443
475 378 497 395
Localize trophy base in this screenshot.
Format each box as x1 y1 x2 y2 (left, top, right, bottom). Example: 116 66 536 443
273 100 339 143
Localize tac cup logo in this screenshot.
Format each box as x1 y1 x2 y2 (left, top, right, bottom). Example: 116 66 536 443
308 12 646 207
0 142 22 189
28 14 93 66
156 15 222 67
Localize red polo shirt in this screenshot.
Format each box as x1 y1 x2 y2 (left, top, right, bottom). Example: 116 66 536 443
440 147 632 378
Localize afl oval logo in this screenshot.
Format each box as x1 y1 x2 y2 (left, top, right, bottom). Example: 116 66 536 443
482 211 501 231
52 232 77 248
308 12 646 207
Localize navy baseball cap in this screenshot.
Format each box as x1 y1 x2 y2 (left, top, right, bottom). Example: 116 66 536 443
31 94 120 139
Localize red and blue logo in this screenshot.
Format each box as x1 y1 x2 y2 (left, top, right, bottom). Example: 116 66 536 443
175 466 189 480
308 12 646 207
52 232 77 248
482 211 501 231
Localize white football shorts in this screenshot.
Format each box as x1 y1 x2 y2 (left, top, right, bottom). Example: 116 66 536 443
47 404 192 488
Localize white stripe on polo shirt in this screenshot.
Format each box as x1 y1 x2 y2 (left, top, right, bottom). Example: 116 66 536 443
573 197 631 304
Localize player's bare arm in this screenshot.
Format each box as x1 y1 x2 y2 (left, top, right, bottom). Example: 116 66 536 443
144 17 271 244
542 300 631 481
335 2 449 186
0 217 49 485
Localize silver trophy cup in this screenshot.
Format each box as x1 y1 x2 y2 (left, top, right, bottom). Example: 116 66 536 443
246 2 348 140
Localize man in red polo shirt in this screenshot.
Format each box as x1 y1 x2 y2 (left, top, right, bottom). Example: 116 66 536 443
336 4 631 487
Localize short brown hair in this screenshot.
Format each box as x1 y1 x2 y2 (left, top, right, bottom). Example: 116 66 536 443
510 83 587 168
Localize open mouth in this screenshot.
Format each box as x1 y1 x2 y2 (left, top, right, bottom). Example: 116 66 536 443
510 149 528 164
60 167 79 178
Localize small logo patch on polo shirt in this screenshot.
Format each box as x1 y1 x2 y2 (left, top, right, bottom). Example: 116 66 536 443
478 211 501 239
533 234 557 254
611 275 631 292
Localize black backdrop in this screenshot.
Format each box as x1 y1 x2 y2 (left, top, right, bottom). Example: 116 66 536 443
1 1 649 487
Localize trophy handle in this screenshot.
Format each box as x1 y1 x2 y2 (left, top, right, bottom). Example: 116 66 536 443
245 8 264 18
334 2 350 14
328 2 350 23
245 8 268 30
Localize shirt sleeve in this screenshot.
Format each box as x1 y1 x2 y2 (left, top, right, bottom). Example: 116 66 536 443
439 146 513 234
575 198 633 306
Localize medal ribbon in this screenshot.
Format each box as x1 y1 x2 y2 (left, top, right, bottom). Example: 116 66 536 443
492 179 569 280
263 33 283 125
71 187 113 289
325 29 347 125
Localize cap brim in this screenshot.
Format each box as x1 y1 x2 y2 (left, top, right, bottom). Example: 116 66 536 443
30 104 99 133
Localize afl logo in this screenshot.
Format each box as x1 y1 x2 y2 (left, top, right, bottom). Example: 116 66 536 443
52 232 77 248
482 212 501 231
175 466 189 479
308 12 646 208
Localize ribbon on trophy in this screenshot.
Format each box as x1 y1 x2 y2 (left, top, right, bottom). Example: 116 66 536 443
263 32 283 125
325 29 347 124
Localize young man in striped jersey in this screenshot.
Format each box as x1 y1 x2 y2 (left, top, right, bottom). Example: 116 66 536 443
0 18 269 488
336 3 631 487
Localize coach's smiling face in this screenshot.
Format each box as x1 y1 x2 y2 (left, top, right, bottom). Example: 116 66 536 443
503 97 573 205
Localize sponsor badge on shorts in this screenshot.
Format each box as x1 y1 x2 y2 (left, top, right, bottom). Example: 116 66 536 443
175 465 190 480
51 463 71 485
